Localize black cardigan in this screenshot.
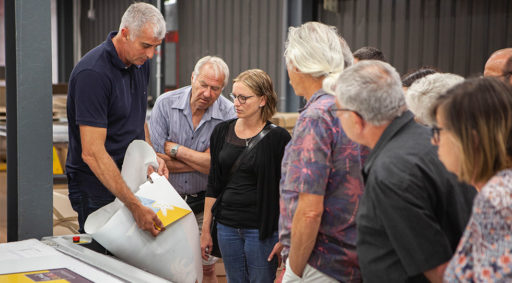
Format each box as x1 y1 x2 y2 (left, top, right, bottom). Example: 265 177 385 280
206 119 291 240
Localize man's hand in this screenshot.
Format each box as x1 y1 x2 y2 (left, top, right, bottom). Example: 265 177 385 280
268 241 283 268
129 202 164 237
156 155 169 178
200 230 213 260
147 154 169 179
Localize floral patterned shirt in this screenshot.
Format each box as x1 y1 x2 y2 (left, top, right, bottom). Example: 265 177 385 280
279 90 364 282
444 169 512 282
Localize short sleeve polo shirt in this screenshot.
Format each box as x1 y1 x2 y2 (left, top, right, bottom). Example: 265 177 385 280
66 31 149 179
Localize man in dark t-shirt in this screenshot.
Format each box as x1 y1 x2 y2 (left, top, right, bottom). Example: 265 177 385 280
333 60 476 283
66 3 168 235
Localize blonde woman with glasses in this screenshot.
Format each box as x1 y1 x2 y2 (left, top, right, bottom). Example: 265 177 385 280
201 69 291 283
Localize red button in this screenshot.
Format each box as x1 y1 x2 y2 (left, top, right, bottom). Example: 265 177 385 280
72 236 80 243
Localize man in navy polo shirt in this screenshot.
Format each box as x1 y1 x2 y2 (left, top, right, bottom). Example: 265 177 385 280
66 2 168 237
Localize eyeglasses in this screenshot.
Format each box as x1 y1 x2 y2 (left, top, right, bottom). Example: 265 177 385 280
230 93 254 104
502 71 512 81
331 108 363 119
431 126 444 144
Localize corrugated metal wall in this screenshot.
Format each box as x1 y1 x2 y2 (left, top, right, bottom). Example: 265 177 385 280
80 0 153 55
319 0 512 77
177 0 285 99
76 0 511 108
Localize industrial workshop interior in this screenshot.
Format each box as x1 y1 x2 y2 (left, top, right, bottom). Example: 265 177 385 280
1 0 511 282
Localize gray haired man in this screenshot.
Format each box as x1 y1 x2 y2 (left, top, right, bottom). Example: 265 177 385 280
67 2 168 237
149 56 236 282
333 60 476 283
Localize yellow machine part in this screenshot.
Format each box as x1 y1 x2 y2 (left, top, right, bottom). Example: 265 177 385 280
53 146 64 174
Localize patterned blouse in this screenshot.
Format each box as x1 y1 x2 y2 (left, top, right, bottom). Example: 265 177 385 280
279 90 364 282
444 169 512 282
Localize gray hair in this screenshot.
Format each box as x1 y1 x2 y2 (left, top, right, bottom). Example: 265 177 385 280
284 22 347 93
119 2 166 40
192 56 230 88
335 60 406 125
406 73 464 126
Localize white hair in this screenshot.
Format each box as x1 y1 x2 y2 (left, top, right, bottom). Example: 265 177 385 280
119 2 166 40
406 73 464 126
340 36 353 69
192 56 230 88
335 60 406 125
284 22 347 94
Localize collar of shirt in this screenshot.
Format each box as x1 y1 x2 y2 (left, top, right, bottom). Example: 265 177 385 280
105 31 141 71
298 89 329 113
363 110 414 176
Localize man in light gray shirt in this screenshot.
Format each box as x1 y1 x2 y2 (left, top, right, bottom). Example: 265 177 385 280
149 56 236 283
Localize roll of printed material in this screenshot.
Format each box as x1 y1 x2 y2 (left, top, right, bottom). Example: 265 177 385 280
85 140 202 283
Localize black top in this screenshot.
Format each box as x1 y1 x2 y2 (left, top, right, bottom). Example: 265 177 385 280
357 111 476 283
207 119 291 240
216 122 258 228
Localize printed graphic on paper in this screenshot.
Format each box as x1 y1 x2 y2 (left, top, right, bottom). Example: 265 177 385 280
0 268 93 283
137 196 192 227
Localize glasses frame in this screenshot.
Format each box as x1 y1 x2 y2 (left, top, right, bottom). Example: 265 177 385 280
230 93 255 104
431 125 444 144
331 108 363 119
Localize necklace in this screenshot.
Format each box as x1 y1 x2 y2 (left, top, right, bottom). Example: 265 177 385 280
245 137 253 147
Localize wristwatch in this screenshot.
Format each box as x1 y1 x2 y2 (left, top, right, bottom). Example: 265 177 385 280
170 144 180 158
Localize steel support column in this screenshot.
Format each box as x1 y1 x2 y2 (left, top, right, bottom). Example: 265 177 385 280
284 0 316 112
5 0 53 241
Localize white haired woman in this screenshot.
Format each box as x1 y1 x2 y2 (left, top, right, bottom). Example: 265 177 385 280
277 22 364 282
406 72 464 126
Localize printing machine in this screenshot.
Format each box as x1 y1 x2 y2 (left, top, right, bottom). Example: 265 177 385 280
0 235 171 282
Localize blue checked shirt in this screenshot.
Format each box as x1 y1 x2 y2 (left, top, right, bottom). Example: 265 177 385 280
149 86 236 195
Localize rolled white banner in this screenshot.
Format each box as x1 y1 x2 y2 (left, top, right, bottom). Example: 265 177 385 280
85 140 202 283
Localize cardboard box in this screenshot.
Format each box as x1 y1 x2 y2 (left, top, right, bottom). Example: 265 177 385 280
271 112 299 134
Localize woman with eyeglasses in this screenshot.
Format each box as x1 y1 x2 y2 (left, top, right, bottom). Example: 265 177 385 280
430 77 512 281
200 69 291 283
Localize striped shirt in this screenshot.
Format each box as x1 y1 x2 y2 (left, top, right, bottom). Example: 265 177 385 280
149 86 236 195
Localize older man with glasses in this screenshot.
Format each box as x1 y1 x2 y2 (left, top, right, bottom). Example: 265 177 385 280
333 60 476 283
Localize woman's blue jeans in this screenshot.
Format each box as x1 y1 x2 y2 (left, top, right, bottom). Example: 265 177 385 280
217 222 278 283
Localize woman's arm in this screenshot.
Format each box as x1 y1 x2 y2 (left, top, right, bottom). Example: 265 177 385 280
200 197 217 260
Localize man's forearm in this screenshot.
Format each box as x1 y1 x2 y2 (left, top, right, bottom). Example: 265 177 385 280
176 147 210 174
144 122 153 146
288 194 324 277
164 142 210 174
156 152 195 173
165 159 195 173
82 148 141 211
